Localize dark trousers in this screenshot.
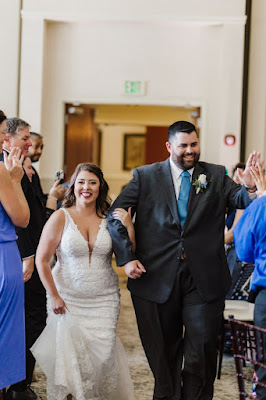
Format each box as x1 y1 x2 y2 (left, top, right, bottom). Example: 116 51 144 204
254 288 266 400
131 260 224 400
10 269 46 391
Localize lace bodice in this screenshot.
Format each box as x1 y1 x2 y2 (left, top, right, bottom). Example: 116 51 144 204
52 208 119 300
31 208 135 400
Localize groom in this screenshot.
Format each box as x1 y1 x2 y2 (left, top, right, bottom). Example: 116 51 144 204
107 121 261 400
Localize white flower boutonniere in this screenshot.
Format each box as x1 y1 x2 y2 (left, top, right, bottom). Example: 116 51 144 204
192 174 210 194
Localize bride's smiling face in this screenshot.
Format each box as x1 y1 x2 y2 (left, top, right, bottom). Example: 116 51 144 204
74 171 100 205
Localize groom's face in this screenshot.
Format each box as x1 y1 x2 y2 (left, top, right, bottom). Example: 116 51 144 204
166 131 200 170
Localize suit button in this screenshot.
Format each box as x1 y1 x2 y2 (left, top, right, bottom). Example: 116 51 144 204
177 256 180 260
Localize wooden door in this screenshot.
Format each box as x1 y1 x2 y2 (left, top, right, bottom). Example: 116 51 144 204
64 105 97 180
145 126 169 164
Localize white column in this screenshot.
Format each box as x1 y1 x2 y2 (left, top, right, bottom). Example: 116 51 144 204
19 16 45 131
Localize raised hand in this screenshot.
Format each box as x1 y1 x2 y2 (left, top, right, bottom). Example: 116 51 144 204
238 151 264 189
49 179 66 201
250 165 266 197
4 147 24 182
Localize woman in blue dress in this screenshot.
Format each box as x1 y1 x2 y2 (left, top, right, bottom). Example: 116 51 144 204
233 165 266 400
0 112 30 398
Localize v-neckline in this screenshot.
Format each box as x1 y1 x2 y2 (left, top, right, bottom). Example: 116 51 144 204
64 208 104 255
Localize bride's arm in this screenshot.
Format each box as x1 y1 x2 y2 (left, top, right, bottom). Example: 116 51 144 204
112 207 136 252
36 209 66 314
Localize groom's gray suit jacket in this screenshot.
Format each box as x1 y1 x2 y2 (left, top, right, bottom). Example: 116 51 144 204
107 159 251 304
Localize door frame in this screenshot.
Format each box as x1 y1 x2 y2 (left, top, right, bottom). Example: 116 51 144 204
62 97 207 160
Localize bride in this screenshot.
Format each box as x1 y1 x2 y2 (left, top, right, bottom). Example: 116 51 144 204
31 163 135 400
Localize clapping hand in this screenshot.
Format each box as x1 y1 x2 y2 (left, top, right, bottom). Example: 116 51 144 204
238 151 264 189
4 147 24 182
250 165 266 197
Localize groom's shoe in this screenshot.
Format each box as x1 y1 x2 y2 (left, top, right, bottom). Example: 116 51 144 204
5 386 41 400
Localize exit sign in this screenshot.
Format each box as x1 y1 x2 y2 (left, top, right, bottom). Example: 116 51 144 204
123 80 147 96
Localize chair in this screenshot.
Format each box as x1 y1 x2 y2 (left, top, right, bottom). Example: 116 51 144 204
216 261 255 380
217 300 254 379
228 315 266 400
228 262 254 301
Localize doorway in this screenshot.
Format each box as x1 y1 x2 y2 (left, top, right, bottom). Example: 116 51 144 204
63 103 201 195
64 104 99 180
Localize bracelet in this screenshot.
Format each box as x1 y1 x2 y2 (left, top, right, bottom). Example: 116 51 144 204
48 195 58 201
244 185 256 193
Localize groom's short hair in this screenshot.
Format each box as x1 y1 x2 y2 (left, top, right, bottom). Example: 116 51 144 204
168 121 198 141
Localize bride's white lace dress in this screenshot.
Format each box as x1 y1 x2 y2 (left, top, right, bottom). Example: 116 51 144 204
31 209 135 400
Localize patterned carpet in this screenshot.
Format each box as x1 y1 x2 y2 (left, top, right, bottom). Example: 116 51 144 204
31 274 252 400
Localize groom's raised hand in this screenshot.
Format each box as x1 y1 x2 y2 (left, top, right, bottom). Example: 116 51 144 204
124 260 146 279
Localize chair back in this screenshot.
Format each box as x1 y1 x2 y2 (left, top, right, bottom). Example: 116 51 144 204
226 260 254 300
228 315 266 400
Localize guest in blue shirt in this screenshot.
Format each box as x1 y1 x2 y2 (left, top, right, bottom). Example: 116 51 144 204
233 165 266 400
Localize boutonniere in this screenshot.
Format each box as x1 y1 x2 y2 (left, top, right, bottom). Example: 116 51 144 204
192 174 210 194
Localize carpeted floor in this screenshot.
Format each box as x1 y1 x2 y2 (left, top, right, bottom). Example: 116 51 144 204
31 274 252 400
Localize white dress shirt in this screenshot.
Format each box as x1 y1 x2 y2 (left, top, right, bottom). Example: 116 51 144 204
169 158 194 200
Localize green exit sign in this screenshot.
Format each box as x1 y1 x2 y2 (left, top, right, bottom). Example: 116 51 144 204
124 80 147 96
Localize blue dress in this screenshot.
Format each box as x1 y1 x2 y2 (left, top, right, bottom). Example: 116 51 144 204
0 202 25 389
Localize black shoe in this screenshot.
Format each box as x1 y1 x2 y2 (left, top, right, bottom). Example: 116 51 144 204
5 386 41 400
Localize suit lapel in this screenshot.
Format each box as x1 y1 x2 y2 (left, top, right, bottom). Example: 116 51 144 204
183 163 206 230
157 159 181 230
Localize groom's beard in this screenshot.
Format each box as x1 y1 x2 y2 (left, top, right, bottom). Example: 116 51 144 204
177 152 200 170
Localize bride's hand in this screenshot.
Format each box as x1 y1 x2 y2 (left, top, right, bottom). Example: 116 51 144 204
51 295 67 314
113 207 133 230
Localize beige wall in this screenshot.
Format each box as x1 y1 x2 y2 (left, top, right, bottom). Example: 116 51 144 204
94 105 197 196
19 14 246 194
23 0 246 18
2 0 256 195
99 124 146 197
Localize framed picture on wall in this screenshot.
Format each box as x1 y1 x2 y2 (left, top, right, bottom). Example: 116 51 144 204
123 134 146 171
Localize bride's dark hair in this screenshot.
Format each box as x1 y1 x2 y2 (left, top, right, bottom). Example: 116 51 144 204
62 163 111 217
0 110 7 124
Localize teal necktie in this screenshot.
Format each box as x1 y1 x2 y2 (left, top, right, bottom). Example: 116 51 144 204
178 171 191 228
